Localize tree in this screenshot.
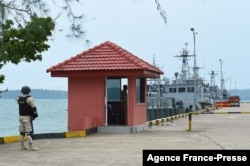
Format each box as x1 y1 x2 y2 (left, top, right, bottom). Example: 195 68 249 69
0 15 54 84
1 17 55 64
0 0 84 85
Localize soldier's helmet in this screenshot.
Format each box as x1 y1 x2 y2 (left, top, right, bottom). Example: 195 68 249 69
21 86 31 94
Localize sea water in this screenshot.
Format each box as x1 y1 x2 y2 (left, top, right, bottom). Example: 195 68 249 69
0 99 67 137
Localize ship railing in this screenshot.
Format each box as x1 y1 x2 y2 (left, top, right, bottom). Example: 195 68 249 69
147 97 168 109
147 97 182 121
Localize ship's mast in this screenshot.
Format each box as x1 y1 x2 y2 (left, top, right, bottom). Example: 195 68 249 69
153 54 156 66
219 59 225 98
181 43 190 80
148 54 161 96
190 28 199 79
174 43 191 80
209 70 217 87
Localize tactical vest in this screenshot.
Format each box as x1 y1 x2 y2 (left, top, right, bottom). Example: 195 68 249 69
18 96 32 116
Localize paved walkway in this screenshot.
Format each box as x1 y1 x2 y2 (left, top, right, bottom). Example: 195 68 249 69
1 103 250 166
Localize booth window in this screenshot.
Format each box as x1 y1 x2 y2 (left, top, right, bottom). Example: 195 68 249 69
136 78 145 103
107 78 121 102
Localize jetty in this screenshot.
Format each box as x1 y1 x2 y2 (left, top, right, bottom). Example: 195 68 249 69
1 103 250 166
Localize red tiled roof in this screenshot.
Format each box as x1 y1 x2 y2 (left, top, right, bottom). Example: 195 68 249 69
46 41 163 74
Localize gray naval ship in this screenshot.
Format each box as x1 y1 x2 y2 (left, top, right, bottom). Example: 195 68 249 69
163 43 212 111
147 28 230 121
147 30 230 115
147 43 212 113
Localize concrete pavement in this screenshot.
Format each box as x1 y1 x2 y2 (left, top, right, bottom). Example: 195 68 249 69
1 103 250 166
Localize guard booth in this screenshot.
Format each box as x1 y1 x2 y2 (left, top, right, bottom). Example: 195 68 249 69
46 41 163 133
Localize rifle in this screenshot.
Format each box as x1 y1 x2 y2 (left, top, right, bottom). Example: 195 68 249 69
30 115 34 139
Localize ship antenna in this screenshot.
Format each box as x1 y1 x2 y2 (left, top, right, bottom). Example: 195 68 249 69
153 54 156 66
190 28 198 78
209 70 217 87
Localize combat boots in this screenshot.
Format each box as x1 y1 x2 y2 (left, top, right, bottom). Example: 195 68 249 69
26 134 39 151
29 143 39 151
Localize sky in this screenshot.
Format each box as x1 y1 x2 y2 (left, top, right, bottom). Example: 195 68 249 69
1 0 250 91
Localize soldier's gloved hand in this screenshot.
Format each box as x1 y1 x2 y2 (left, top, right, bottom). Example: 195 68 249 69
33 113 38 120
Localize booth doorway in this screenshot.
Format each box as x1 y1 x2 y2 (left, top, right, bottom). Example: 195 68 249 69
106 78 128 125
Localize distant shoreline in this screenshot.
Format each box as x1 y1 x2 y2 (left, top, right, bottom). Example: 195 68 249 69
0 89 68 99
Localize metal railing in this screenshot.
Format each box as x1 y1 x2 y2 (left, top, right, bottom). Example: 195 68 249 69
147 97 186 121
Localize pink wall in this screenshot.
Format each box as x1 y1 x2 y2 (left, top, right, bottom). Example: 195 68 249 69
68 76 105 131
66 75 147 131
127 76 147 126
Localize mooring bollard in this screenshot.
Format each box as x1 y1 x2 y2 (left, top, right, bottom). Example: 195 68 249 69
187 112 192 131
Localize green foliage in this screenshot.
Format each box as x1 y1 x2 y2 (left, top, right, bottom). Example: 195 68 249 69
0 74 4 83
0 0 82 85
0 16 55 65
